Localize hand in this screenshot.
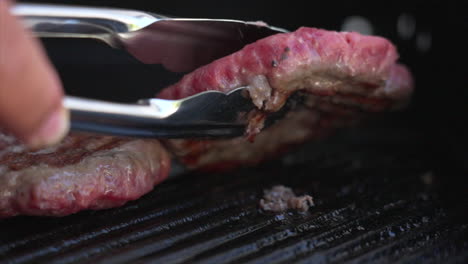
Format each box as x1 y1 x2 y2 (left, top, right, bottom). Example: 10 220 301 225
0 0 69 148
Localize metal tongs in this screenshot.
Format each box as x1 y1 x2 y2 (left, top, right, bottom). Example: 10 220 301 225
12 4 288 138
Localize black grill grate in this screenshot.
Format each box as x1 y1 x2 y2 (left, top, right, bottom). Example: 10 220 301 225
1 126 467 264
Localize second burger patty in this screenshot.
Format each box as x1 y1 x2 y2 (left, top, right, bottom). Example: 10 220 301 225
160 27 413 170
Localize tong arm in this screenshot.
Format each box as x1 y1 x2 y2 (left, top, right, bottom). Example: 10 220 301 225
64 87 253 138
12 3 160 39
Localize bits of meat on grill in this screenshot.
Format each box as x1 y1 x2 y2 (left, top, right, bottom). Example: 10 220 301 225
259 185 314 213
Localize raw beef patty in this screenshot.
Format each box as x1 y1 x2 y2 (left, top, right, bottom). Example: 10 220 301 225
159 27 413 170
0 134 170 217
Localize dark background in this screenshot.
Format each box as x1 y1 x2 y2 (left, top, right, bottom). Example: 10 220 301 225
1 1 466 262
17 0 467 190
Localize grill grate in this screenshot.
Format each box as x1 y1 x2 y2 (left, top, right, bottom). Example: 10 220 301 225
0 126 467 264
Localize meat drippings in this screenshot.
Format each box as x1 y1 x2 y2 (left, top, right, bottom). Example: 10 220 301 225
259 185 314 213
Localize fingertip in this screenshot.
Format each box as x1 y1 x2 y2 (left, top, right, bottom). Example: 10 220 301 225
0 0 68 147
25 106 70 149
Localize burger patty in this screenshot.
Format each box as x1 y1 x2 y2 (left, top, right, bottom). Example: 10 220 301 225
0 134 170 217
159 27 413 170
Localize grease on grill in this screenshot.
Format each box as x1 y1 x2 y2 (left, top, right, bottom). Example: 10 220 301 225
259 185 314 213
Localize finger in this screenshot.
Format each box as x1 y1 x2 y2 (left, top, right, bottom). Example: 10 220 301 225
0 0 69 148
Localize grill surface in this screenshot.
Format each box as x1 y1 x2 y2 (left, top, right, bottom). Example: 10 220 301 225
2 1 464 263
0 121 467 264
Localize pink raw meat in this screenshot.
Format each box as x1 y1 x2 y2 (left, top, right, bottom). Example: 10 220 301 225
158 27 413 170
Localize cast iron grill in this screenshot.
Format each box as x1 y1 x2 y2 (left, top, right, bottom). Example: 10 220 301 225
0 124 467 264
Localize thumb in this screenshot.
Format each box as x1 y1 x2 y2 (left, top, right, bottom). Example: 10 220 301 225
0 0 69 148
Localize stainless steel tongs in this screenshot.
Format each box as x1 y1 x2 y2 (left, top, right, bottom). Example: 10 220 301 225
12 4 288 138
